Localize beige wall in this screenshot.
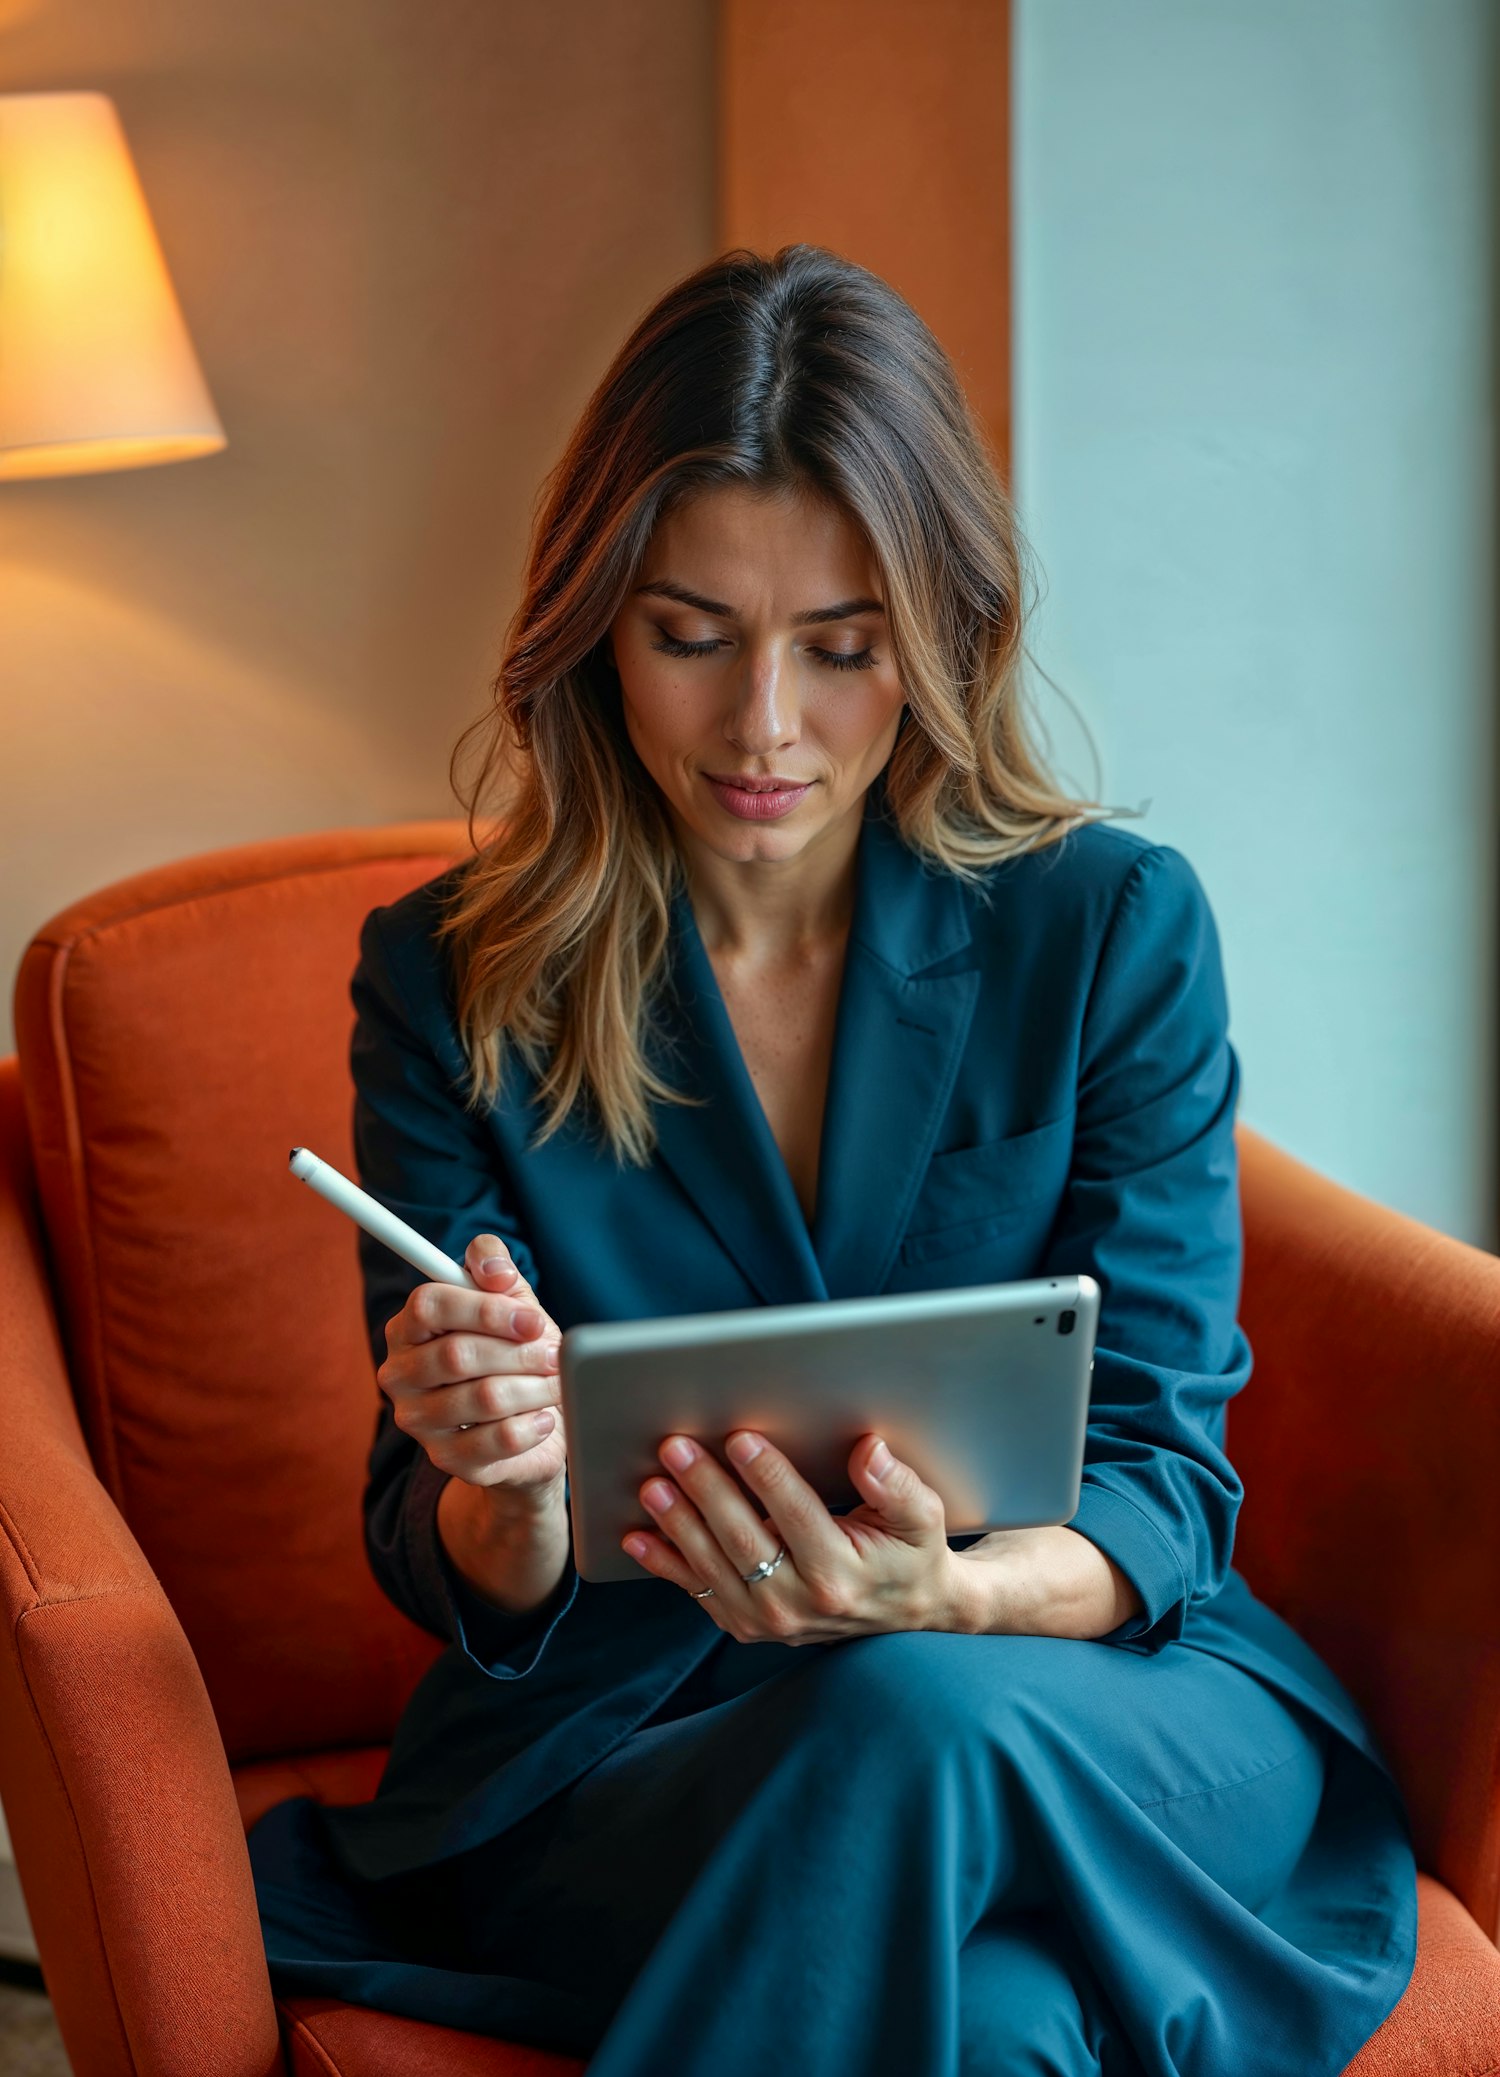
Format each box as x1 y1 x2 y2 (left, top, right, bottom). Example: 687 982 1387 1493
0 0 717 1055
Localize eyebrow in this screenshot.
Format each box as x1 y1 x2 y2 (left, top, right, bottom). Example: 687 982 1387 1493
633 578 885 628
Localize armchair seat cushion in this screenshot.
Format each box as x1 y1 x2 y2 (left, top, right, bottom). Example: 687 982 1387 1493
278 1996 583 2076
233 1748 392 1837
1343 1873 1500 2074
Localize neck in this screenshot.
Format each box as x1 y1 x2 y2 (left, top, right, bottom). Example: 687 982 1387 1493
675 790 866 965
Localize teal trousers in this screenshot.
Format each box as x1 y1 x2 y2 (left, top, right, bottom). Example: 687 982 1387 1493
302 1624 1409 2076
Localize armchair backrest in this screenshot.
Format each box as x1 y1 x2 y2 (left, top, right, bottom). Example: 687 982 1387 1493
12 821 471 1765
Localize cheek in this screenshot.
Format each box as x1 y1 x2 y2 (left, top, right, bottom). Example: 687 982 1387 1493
621 676 709 761
813 673 905 752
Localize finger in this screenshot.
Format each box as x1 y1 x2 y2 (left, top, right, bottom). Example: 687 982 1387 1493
384 1310 561 1436
482 1404 560 1457
620 1527 722 1610
423 1369 560 1433
431 1321 560 1388
392 1289 555 1386
390 1329 557 1416
657 1436 779 1582
721 1431 848 1576
398 1279 547 1349
434 1412 563 1482
638 1476 752 1598
392 1365 558 1442
846 1434 947 1537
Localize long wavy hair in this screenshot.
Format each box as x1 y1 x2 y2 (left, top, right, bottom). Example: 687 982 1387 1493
436 243 1129 1166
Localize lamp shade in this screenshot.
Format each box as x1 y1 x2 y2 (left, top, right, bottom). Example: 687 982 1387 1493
0 90 227 480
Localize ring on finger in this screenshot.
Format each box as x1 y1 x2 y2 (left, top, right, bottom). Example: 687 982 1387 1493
740 1543 788 1586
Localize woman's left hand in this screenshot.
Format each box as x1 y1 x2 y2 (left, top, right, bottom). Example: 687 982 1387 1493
621 1429 968 1642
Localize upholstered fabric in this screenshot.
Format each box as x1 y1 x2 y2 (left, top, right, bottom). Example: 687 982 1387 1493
12 823 458 1765
1233 1132 1500 1943
279 1994 582 2076
234 1746 391 1837
1343 1875 1500 2074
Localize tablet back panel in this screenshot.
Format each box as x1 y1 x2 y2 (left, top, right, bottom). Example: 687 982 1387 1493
559 1276 1099 1582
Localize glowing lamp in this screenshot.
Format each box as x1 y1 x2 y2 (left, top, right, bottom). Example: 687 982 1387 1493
0 90 226 480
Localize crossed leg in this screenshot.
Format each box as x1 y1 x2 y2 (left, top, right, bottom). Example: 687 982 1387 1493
435 1627 1333 2077
959 1907 1144 2076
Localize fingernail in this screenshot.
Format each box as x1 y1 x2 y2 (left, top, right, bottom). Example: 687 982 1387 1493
726 1431 762 1465
660 1435 695 1471
541 1341 561 1368
480 1255 508 1275
868 1438 892 1479
623 1535 649 1559
533 1410 556 1440
511 1306 541 1336
642 1479 674 1513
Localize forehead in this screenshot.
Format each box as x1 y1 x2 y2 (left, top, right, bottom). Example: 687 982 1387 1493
647 483 877 591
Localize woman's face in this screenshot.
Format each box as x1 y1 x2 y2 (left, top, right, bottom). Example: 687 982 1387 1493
607 484 906 870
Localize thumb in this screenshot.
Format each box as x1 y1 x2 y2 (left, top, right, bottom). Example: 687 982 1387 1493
465 1234 524 1294
848 1435 945 1537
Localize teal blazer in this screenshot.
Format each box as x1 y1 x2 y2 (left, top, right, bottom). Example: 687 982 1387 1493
336 776 1397 1880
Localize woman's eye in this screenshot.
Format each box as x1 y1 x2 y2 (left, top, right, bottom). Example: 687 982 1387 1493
649 633 877 673
650 633 722 660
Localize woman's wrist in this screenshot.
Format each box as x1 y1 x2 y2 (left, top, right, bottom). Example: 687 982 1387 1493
940 1526 1145 1640
437 1472 571 1619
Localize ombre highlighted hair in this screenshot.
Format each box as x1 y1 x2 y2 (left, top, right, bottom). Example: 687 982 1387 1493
436 243 1127 1167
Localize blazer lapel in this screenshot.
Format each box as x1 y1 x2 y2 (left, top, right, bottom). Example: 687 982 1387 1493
647 781 977 1308
812 791 979 1298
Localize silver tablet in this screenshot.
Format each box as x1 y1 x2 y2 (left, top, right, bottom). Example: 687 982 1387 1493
558 1275 1100 1583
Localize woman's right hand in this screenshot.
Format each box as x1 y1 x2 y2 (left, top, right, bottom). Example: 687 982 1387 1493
378 1233 567 1496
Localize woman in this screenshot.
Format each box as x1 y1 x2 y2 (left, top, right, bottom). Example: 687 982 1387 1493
249 245 1418 2075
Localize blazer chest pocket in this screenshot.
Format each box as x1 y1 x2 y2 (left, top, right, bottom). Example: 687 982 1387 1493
899 1111 1075 1267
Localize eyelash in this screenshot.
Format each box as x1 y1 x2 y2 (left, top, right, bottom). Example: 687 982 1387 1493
649 633 878 673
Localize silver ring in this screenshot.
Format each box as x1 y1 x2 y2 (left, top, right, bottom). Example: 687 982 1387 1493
690 1585 716 1601
740 1543 787 1585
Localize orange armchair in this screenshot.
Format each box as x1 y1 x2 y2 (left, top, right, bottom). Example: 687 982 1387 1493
0 823 1496 2077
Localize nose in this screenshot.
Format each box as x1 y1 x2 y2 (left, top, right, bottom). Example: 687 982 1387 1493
722 647 800 756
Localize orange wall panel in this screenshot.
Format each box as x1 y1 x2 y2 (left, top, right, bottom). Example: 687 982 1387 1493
718 0 1012 483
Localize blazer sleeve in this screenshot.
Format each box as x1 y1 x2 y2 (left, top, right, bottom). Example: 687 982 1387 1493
1043 841 1250 1654
349 902 579 1680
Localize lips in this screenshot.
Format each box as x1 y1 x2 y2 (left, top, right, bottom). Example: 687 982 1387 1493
703 773 813 821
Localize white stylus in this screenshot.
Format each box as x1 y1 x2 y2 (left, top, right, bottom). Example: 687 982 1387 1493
288 1146 478 1290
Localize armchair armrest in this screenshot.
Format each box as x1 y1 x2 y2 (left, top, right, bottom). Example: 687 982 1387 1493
1231 1123 1500 1944
0 1059 283 2077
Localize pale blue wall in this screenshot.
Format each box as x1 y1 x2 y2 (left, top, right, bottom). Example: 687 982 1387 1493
1012 0 1496 1249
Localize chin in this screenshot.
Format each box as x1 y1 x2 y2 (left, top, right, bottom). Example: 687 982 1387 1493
700 818 812 862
